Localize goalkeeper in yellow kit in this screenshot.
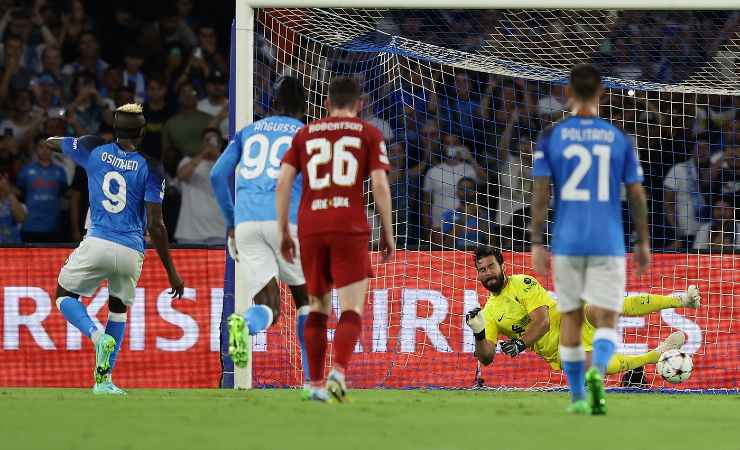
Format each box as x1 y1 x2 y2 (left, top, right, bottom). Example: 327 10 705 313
465 247 700 374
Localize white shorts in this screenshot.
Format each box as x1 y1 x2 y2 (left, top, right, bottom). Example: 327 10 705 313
58 237 144 305
552 255 626 313
235 221 305 301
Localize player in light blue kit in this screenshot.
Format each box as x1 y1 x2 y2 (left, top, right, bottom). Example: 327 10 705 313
210 76 311 394
529 65 650 415
46 104 185 395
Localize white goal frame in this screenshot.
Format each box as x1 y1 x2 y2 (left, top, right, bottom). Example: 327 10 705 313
232 0 738 389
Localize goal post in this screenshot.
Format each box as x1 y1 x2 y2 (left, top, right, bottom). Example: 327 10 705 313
230 2 740 391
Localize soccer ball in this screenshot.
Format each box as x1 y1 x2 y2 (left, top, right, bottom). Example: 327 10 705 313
656 349 693 384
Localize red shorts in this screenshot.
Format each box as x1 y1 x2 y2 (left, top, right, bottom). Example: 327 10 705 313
299 233 372 296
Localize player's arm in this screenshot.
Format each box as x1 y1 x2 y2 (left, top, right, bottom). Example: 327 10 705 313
466 307 497 366
146 202 184 299
623 138 650 275
209 138 240 229
276 161 298 263
47 135 105 167
500 305 549 357
371 168 395 262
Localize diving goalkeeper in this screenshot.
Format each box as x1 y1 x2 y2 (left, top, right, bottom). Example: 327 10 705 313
466 246 700 374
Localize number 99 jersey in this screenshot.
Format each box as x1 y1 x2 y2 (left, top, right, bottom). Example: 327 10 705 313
62 135 165 253
532 116 643 256
283 117 389 238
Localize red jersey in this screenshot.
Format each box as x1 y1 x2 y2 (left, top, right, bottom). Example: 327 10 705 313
282 116 389 237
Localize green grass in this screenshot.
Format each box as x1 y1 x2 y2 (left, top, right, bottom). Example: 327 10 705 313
1 389 738 450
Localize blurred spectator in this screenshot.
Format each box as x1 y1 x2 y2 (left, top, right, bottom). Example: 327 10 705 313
536 84 567 121
496 136 533 249
162 81 211 175
139 12 197 62
59 0 94 58
35 45 65 86
0 172 25 243
440 71 482 144
122 48 146 103
16 136 67 242
0 89 43 151
0 34 33 101
436 177 490 250
174 128 225 245
663 140 715 248
422 143 484 232
142 76 175 161
61 32 109 83
693 196 738 253
30 73 62 111
712 145 740 200
197 70 227 117
65 71 111 135
361 93 394 141
193 25 227 77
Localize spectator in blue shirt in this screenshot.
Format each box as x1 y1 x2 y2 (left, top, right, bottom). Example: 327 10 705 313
437 177 491 250
0 173 26 243
440 71 482 145
16 136 68 243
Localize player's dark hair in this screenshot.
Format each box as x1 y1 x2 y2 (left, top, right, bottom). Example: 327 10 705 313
569 64 602 102
272 75 307 119
328 76 361 109
473 245 504 267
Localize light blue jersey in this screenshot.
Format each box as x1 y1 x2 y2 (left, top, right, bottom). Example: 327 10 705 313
532 116 643 256
210 115 302 229
62 136 165 253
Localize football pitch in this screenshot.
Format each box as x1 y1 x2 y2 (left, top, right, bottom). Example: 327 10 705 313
2 389 738 450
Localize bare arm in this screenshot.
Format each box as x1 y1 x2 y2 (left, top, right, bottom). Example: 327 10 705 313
626 183 650 246
8 192 26 223
474 339 496 366
176 155 203 182
146 202 184 298
276 163 297 235
68 189 81 240
371 168 395 261
521 306 549 347
529 176 551 244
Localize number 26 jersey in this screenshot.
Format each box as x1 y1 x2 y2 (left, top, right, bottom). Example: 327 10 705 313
62 135 165 253
282 117 390 238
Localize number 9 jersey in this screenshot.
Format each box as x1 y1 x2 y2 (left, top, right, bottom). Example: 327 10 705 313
532 116 643 256
61 135 165 253
282 117 390 238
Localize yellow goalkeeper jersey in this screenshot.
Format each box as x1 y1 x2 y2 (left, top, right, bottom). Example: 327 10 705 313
480 274 596 369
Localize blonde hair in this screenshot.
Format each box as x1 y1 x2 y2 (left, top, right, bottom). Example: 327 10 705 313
116 103 144 115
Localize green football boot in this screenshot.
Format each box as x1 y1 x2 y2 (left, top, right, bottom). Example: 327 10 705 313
228 313 250 368
566 399 591 415
94 334 116 384
586 367 607 415
93 374 127 395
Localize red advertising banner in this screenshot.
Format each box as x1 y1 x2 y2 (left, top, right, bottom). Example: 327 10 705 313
0 248 737 390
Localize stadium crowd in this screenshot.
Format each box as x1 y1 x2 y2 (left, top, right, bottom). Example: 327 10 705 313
0 2 737 253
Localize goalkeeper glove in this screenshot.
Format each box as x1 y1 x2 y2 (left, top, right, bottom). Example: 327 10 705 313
465 307 486 341
500 338 526 357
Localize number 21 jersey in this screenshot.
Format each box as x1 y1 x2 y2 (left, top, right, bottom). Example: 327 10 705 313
283 117 389 237
532 116 643 256
62 135 165 253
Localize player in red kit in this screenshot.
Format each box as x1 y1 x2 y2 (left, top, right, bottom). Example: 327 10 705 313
276 76 394 402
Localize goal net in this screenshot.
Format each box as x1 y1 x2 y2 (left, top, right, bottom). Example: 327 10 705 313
230 7 739 391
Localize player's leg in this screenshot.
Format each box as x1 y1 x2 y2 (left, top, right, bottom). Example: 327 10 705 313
227 223 280 367
599 330 687 375
552 256 589 414
270 221 312 393
288 284 311 394
325 234 372 402
581 256 626 415
99 245 144 394
621 285 701 316
56 238 117 385
299 235 332 402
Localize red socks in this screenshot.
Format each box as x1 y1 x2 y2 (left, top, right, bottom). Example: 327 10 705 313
304 310 363 385
304 312 328 385
333 310 362 373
